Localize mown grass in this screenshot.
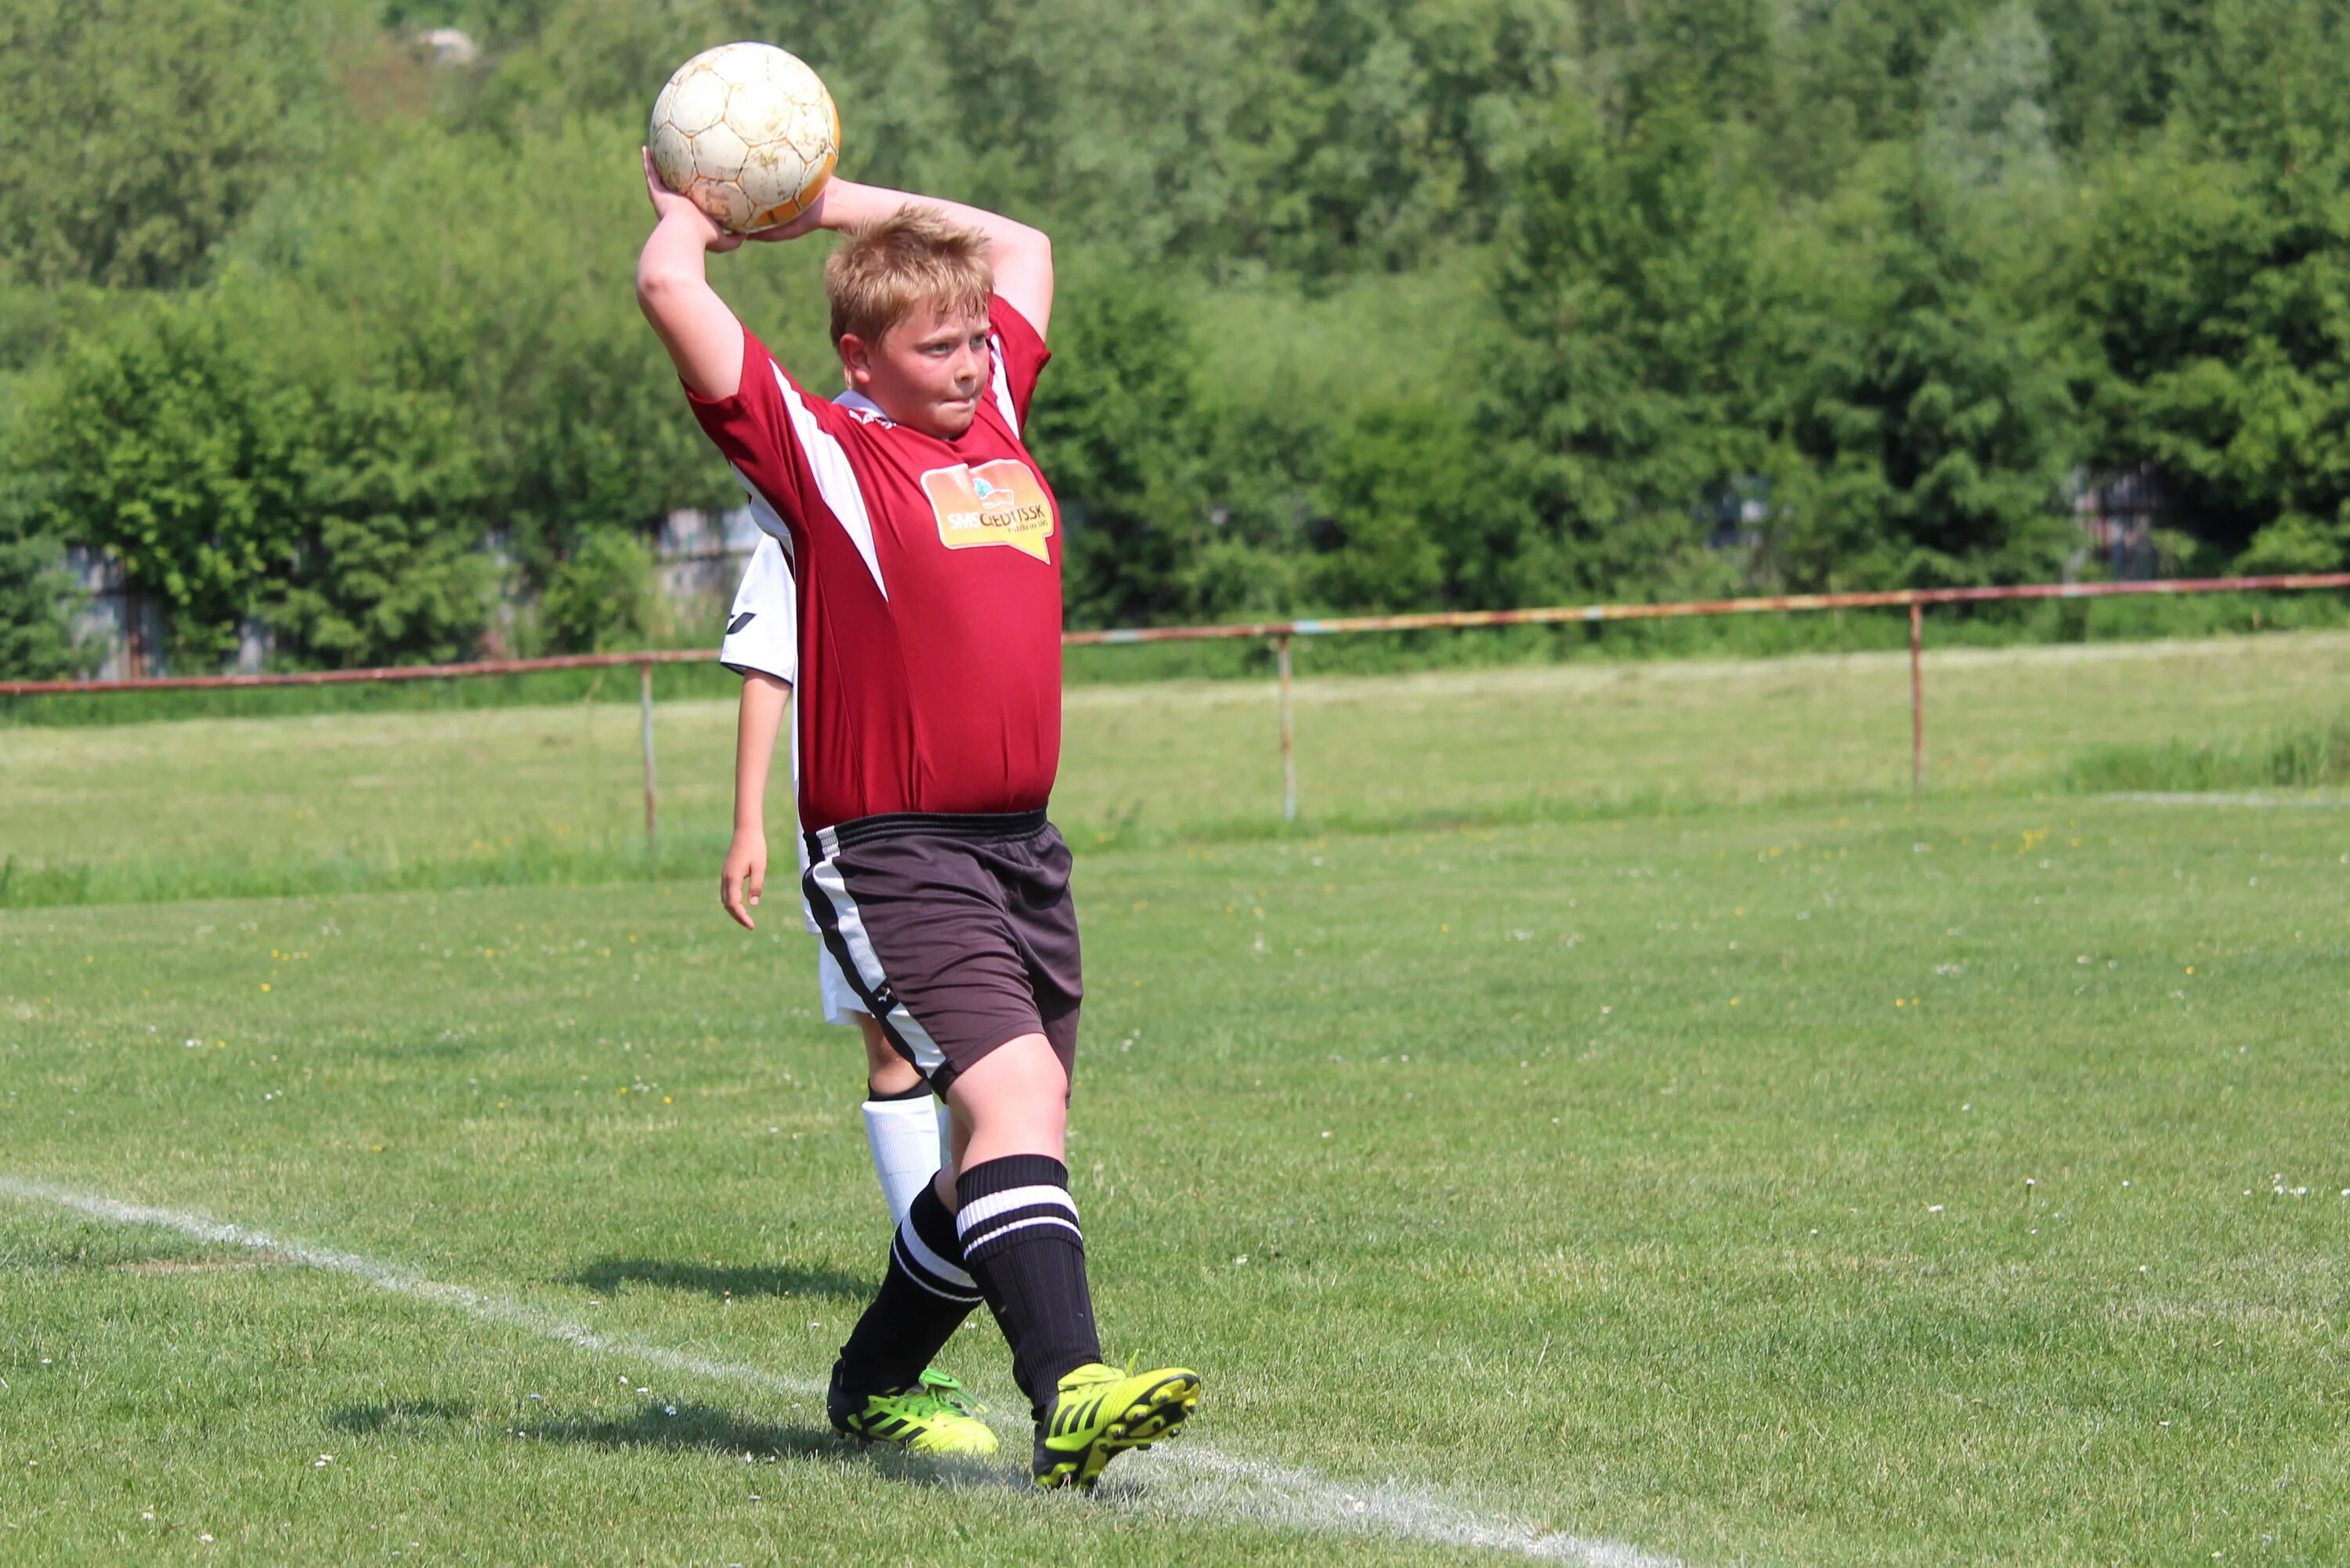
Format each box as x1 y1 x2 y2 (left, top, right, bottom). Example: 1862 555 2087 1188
5 630 2349 908
2 796 2346 1565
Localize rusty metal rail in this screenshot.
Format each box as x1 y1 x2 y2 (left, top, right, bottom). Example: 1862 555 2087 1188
7 572 2348 833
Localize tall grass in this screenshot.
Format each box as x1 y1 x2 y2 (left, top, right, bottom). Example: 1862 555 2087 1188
2066 717 2350 793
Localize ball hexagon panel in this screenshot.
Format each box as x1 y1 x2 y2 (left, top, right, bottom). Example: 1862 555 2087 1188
647 121 696 192
707 43 774 92
693 178 755 233
689 121 750 182
739 141 809 210
661 67 729 136
721 81 802 146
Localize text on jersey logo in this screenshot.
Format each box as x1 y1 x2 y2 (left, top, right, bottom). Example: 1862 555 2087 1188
920 460 1054 563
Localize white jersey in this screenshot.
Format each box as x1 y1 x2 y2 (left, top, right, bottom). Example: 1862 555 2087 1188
718 533 822 937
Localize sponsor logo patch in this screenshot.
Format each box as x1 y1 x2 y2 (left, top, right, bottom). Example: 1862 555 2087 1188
922 460 1054 563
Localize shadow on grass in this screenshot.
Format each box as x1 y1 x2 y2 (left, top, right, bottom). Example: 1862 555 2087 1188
521 1402 1023 1492
329 1400 477 1435
567 1257 873 1301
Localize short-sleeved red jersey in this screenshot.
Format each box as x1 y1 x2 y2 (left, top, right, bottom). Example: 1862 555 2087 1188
686 299 1062 832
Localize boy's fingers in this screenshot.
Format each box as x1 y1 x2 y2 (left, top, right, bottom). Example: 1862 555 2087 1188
720 871 754 929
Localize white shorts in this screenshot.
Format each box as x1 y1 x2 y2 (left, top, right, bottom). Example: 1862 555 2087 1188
818 943 870 1027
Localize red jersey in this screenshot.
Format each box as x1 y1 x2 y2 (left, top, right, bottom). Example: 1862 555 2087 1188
687 299 1063 831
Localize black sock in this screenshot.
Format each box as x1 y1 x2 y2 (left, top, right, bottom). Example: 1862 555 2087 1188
955 1154 1102 1416
865 1078 931 1102
832 1183 982 1397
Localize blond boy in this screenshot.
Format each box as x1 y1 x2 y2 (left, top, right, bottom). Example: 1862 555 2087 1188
638 154 1198 1487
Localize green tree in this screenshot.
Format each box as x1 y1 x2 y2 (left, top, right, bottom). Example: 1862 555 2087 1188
25 299 311 664
1771 154 2081 588
0 0 338 290
2077 2 2350 566
1026 250 1220 625
1921 2 2059 193
1220 0 1578 275
1307 401 1530 611
21 284 497 668
1484 93 1776 602
267 383 497 665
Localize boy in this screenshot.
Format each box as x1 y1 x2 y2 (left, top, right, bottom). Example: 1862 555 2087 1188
717 533 951 1225
718 534 986 1447
638 151 1199 1487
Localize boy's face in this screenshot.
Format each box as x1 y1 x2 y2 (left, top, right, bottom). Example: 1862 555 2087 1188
840 298 992 440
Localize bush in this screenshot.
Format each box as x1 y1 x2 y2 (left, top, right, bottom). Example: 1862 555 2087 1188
538 526 657 653
0 533 85 681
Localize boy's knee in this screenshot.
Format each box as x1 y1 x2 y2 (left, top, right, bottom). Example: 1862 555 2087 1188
858 1014 920 1095
947 1033 1068 1115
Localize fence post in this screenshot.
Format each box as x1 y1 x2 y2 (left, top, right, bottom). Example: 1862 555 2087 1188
1276 632 1297 824
1908 601 1925 793
639 659 659 842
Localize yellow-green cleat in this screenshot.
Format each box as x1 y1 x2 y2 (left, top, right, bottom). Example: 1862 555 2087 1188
1032 1361 1201 1489
827 1367 1000 1457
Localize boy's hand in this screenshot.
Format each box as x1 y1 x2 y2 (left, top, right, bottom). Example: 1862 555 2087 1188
720 828 768 930
642 148 743 252
743 182 829 244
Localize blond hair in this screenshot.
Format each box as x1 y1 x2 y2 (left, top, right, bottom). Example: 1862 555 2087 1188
825 206 992 347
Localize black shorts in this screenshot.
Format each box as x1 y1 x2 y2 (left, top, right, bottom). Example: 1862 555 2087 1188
801 809 1082 1097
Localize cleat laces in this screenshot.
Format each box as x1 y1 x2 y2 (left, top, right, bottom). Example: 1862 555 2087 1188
897 1367 985 1422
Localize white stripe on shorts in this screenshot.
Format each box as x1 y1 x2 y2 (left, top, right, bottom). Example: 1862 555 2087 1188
804 847 946 1077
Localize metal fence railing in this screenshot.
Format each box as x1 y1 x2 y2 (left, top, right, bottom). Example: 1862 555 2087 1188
7 573 2348 833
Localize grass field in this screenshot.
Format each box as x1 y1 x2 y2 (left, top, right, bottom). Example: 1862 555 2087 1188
4 639 2348 1565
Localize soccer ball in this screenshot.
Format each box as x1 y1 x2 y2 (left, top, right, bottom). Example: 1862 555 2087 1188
648 43 841 235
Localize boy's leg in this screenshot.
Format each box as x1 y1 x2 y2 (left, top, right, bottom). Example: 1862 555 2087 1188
941 1035 1098 1404
946 1034 1198 1489
826 1017 991 1456
810 814 1196 1479
855 1014 943 1222
830 945 945 1222
833 1038 1068 1411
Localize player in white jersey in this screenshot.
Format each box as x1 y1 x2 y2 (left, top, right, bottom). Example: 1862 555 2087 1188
717 534 951 1223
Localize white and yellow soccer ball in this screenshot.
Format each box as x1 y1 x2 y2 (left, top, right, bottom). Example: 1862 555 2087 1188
648 43 840 235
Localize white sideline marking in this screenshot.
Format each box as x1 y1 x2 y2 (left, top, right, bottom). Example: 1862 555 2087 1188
0 1175 823 1401
0 1174 1681 1566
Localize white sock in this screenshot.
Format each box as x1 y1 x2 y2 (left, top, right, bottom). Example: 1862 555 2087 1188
862 1093 945 1222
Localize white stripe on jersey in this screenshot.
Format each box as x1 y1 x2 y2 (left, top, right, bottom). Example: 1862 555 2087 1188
988 334 1018 436
772 363 888 598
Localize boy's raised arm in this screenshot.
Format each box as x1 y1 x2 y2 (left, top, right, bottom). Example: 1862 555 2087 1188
636 150 750 399
799 179 1054 338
